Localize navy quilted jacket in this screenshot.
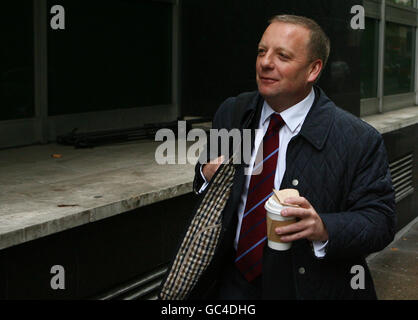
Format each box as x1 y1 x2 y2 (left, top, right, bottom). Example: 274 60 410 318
191 86 396 299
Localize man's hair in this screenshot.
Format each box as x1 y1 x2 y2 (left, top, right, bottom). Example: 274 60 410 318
268 15 331 75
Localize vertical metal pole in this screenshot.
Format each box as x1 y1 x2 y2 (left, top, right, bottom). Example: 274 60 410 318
415 26 418 105
33 0 49 143
172 0 181 119
377 0 386 113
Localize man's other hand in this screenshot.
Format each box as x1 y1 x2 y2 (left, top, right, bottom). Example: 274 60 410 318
202 156 225 182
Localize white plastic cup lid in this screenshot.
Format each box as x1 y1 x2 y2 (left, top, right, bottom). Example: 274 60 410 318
264 196 295 221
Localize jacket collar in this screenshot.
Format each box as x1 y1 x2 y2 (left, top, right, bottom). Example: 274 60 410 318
243 85 335 151
299 86 336 150
261 88 315 134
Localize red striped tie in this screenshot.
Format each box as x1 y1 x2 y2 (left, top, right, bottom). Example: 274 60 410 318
235 113 285 282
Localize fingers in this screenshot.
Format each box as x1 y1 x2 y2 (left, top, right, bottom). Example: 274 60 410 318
276 208 329 242
279 230 311 242
281 207 310 219
283 196 311 209
275 220 312 242
275 220 307 236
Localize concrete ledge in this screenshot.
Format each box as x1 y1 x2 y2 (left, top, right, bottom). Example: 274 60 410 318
362 106 418 134
0 140 196 250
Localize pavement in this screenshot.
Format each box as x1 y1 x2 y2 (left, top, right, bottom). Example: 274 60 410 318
367 217 418 300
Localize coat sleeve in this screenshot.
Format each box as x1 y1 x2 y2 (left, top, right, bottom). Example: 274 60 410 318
319 129 396 260
193 97 235 194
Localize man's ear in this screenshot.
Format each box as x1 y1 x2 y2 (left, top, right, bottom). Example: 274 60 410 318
307 59 323 83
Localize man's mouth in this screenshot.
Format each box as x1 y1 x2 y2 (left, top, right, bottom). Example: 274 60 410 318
259 77 278 84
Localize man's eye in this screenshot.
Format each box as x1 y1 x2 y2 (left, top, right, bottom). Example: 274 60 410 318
257 49 265 55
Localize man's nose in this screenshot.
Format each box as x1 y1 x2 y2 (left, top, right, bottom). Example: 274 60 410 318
259 52 274 69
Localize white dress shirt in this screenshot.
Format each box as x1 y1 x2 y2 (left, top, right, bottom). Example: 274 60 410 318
200 88 328 257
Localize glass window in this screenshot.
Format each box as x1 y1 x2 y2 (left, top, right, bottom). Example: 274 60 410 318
361 18 379 99
0 1 34 121
387 0 414 7
384 22 415 96
47 0 173 116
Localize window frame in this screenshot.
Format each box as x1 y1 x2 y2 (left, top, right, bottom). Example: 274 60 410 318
361 0 418 116
0 0 180 149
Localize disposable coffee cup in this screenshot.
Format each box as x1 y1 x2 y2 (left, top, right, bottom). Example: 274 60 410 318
264 196 297 251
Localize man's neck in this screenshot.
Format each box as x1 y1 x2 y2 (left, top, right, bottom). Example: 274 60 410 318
265 87 313 113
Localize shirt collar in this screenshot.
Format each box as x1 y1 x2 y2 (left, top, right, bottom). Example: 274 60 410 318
261 88 315 133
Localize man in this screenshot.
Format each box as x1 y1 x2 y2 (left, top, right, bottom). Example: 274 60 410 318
160 15 396 300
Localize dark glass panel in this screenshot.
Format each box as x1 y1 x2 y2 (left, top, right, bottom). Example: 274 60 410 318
360 18 379 99
384 22 415 96
48 0 172 116
0 1 34 121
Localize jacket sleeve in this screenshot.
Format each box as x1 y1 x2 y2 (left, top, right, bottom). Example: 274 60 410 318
193 97 235 194
319 129 396 260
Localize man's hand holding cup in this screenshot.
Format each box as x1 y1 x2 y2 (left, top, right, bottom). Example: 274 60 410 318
275 195 329 243
265 189 328 251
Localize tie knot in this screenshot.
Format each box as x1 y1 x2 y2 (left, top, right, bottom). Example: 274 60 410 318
268 113 285 133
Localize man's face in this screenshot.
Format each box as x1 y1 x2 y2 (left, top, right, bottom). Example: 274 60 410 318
256 22 314 104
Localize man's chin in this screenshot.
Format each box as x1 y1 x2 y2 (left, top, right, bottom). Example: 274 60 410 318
257 87 280 99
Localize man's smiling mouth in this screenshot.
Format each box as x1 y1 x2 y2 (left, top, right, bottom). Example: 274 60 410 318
260 76 279 83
